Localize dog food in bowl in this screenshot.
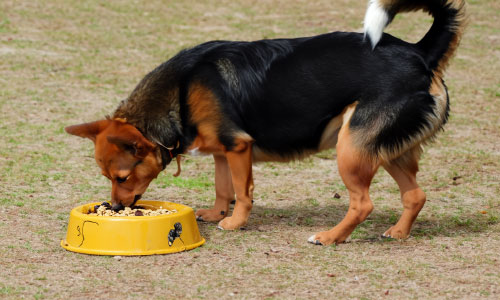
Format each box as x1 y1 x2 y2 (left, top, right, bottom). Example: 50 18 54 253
89 202 177 217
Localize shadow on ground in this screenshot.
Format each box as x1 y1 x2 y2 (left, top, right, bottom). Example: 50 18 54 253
196 202 499 242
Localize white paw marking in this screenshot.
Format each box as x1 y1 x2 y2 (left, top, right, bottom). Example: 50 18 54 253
308 235 323 245
217 220 225 230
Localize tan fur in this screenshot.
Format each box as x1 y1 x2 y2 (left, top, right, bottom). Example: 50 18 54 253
312 101 426 244
186 82 254 229
218 139 254 230
382 157 426 239
382 75 449 164
434 0 468 77
349 70 452 166
67 120 163 207
318 104 356 151
186 83 225 153
389 145 422 175
195 154 235 222
187 83 255 155
252 147 317 162
313 120 380 245
428 74 449 134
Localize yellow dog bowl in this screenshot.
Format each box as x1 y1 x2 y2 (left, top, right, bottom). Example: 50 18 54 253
61 200 205 255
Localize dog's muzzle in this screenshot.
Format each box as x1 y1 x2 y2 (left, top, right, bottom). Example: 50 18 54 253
112 203 124 212
111 194 142 211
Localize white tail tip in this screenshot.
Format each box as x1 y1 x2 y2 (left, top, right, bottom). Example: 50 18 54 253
363 0 389 49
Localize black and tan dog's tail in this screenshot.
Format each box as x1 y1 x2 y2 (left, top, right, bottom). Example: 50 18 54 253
364 0 467 75
347 0 468 167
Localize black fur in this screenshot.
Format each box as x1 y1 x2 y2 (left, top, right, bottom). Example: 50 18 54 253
113 0 464 163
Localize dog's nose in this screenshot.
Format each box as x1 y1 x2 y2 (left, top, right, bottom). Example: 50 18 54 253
112 203 124 212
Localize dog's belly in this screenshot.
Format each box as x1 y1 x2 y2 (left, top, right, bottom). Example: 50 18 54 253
251 103 356 162
251 117 340 162
242 97 353 161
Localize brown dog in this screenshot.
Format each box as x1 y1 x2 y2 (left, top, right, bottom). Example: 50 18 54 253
67 0 466 245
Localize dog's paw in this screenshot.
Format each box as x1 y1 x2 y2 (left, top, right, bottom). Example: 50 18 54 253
195 208 227 223
308 230 348 246
217 217 246 230
307 235 324 245
382 226 410 240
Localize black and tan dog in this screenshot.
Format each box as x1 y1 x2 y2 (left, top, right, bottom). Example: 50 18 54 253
66 0 467 245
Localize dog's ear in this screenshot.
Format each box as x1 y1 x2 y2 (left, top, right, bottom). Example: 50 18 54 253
65 120 110 143
106 130 155 159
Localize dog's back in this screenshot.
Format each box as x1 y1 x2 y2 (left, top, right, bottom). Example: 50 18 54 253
197 32 430 160
131 0 466 165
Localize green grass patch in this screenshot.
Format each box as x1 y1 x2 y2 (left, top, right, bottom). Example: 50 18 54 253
156 173 213 190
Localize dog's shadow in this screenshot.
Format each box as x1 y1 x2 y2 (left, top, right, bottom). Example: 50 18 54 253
196 201 498 241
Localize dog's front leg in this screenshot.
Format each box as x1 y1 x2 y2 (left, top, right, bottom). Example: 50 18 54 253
195 154 235 222
217 141 254 230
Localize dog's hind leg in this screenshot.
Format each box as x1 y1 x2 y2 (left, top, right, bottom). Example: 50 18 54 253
217 140 254 230
309 121 379 245
381 147 426 239
196 154 235 222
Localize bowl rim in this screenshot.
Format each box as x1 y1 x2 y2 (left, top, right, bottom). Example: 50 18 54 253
72 200 193 221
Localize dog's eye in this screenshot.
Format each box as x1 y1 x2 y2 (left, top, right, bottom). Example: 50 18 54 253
116 176 128 184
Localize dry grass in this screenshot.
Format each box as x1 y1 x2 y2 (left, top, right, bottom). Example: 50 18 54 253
1 0 499 299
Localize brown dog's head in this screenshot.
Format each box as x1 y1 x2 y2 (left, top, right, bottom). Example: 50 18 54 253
65 119 163 209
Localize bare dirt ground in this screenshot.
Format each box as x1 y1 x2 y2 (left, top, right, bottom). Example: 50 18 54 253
0 0 499 299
